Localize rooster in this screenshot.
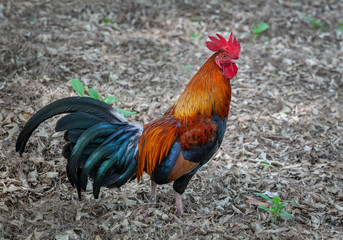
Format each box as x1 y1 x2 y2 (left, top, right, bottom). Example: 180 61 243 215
16 33 241 214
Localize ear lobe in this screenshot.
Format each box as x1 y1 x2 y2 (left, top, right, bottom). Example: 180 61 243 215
223 64 238 80
215 57 222 69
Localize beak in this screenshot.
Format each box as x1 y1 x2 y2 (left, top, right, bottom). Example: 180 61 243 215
231 59 241 64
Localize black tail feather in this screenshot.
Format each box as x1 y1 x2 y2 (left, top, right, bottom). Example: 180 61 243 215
16 96 142 200
16 97 127 155
56 112 105 132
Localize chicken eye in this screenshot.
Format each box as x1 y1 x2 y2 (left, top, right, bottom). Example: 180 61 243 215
222 54 227 58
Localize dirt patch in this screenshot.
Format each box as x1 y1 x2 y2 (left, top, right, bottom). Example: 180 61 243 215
1 0 343 239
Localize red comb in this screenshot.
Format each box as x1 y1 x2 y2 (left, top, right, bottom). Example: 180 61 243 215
206 33 241 58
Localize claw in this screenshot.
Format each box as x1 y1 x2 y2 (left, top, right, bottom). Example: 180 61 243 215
175 192 183 215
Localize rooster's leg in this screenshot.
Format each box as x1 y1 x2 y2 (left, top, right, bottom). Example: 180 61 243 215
150 180 157 203
175 192 183 214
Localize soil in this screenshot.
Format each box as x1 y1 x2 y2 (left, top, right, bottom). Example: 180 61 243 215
1 0 343 239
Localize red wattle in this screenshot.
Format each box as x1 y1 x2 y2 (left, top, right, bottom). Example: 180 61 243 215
223 63 238 80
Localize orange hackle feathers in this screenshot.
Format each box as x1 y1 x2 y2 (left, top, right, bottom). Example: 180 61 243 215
169 53 231 120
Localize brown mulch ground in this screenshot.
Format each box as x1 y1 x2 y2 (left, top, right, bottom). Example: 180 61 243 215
1 0 343 239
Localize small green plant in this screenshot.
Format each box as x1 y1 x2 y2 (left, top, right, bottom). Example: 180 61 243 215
252 22 270 34
190 32 202 38
70 79 136 117
103 18 114 24
254 192 297 224
304 16 326 30
183 64 193 70
161 47 170 52
336 23 343 32
251 22 269 42
261 163 270 167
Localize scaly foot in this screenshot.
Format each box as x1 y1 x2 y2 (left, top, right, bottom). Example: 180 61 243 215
175 192 183 214
150 180 157 203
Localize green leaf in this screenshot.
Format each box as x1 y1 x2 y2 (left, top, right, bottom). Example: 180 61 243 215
257 205 271 212
309 17 319 26
254 193 273 202
71 79 84 96
284 110 290 114
277 204 287 210
261 163 269 167
102 96 119 104
190 18 201 24
252 22 269 34
115 108 137 117
304 16 325 29
279 212 292 218
273 196 281 205
336 23 343 32
183 64 193 70
162 47 170 52
88 88 99 100
191 32 202 38
104 18 114 24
